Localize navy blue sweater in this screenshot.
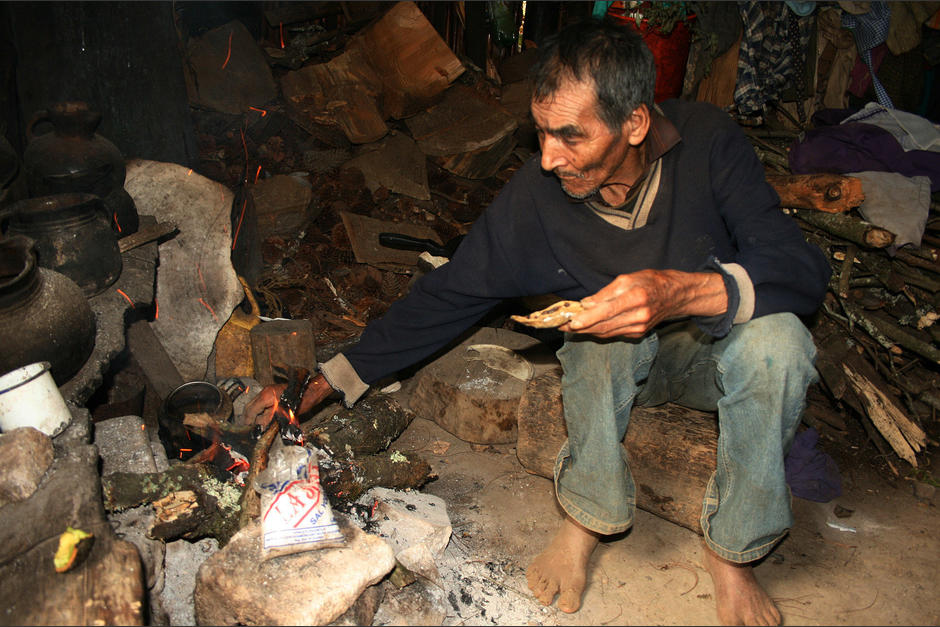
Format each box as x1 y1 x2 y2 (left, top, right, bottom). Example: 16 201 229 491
342 100 831 384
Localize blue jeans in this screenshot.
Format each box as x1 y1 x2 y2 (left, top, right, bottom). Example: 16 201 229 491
553 313 818 563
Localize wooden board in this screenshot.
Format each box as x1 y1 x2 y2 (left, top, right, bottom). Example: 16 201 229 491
340 211 442 270
405 83 518 157
350 1 465 120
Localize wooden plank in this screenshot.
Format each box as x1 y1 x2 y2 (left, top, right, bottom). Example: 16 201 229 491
249 318 317 386
127 319 185 402
339 210 441 270
406 83 518 157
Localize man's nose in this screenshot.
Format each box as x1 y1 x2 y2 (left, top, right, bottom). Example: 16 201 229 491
540 136 567 171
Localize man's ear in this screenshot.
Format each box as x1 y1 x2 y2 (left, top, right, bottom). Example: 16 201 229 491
624 104 651 146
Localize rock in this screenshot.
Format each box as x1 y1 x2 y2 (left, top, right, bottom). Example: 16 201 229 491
358 487 452 586
194 514 395 625
330 582 385 626
95 415 162 475
372 579 448 626
0 427 53 507
160 538 220 626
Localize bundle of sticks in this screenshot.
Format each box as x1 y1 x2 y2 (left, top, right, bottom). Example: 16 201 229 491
764 170 938 475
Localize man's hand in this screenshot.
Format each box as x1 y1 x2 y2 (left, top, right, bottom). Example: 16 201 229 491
242 373 335 427
560 269 728 338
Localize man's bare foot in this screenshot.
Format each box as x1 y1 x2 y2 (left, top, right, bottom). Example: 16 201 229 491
703 544 781 626
526 516 599 613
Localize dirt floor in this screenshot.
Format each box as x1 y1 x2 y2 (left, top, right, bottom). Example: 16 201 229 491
385 384 940 626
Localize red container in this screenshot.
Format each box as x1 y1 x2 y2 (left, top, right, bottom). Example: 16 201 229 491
607 5 695 102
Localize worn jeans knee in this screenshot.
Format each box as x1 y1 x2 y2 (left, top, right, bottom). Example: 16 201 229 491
700 313 819 563
553 334 657 535
552 314 818 561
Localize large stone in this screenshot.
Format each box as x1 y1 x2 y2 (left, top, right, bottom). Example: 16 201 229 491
125 159 242 382
358 487 451 585
372 579 448 626
194 515 395 625
0 427 53 507
95 415 162 475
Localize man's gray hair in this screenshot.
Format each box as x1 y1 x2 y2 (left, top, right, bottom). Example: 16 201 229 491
531 18 656 131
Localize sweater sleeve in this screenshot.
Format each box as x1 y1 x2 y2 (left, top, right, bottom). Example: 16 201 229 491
703 110 831 327
333 166 560 399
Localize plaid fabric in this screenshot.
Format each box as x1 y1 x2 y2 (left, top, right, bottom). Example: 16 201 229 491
734 1 813 118
841 0 895 108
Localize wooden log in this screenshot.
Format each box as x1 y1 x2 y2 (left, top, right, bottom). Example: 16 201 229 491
767 173 864 213
249 318 317 386
516 368 717 534
408 327 544 444
793 209 896 248
319 451 433 504
101 464 242 544
304 395 414 458
0 439 145 625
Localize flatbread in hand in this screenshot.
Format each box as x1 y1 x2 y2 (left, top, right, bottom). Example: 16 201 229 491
510 300 585 329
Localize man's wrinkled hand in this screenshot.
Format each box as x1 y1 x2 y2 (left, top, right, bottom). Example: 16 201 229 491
559 269 727 339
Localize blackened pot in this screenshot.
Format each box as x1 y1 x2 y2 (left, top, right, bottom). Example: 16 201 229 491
0 235 96 385
1 192 122 297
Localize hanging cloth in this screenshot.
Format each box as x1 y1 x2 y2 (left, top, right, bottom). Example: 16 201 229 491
841 1 894 108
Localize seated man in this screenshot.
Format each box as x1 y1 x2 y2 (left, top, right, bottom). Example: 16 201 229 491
248 17 831 626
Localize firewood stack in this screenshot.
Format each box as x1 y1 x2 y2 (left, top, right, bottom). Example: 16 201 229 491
752 134 939 476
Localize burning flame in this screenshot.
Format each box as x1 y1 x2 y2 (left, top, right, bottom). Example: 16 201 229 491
154 298 159 320
279 22 285 49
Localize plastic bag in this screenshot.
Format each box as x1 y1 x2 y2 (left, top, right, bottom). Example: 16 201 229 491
256 440 345 560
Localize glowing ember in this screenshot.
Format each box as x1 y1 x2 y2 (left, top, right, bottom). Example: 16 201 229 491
113 212 122 233
221 30 233 69
116 289 134 307
232 196 248 251
248 106 267 117
279 22 285 49
199 297 219 322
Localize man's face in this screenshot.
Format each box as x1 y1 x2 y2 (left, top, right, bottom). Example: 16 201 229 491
531 77 634 200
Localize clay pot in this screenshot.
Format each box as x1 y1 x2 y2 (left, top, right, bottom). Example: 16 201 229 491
0 236 96 385
1 192 122 296
22 101 138 234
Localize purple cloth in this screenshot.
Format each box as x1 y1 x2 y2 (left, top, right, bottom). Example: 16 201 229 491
784 428 843 502
789 122 940 191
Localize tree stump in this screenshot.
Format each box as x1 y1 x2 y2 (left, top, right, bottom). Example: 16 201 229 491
516 368 718 534
249 318 317 385
408 327 547 444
